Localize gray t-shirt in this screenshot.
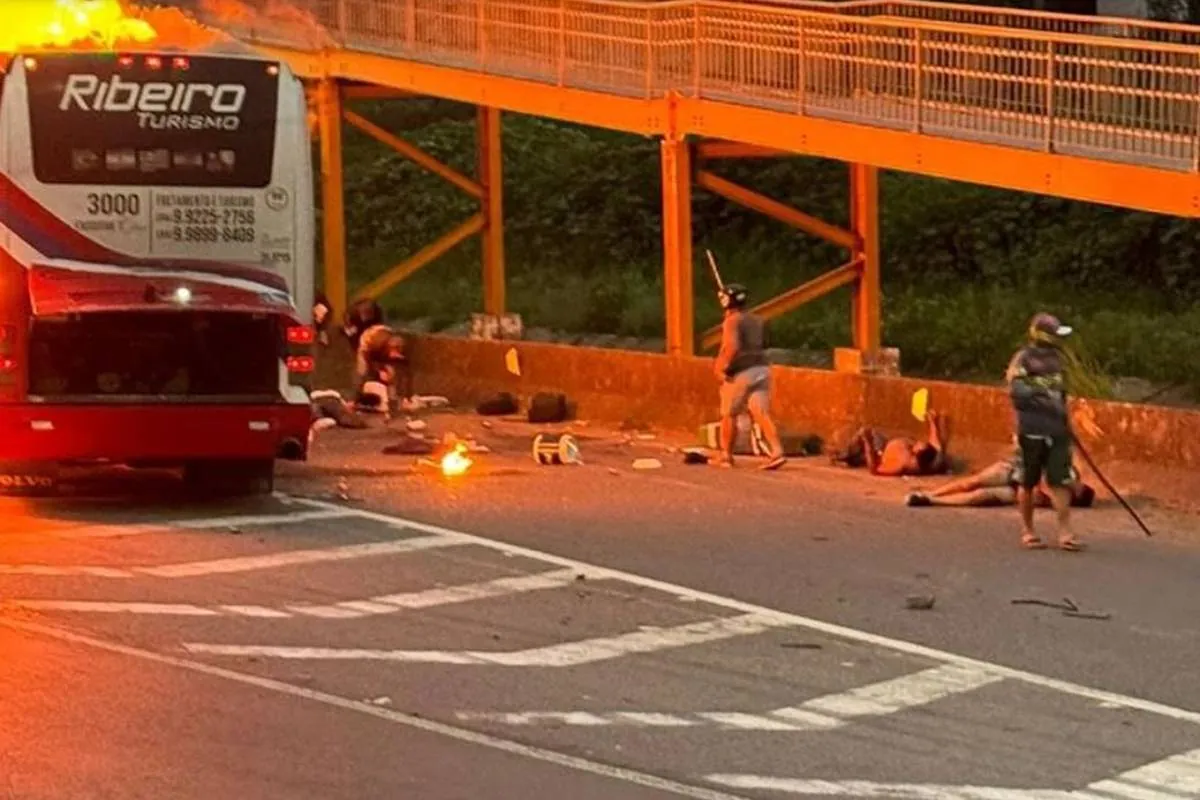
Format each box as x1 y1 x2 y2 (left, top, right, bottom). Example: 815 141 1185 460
725 313 768 378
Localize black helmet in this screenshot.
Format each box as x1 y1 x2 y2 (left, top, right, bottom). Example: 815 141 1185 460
718 283 749 310
1028 312 1072 345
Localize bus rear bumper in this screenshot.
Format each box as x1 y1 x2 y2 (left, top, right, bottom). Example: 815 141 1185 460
0 403 312 466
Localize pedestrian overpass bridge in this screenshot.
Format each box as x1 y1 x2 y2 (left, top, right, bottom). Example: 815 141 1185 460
187 0 1200 357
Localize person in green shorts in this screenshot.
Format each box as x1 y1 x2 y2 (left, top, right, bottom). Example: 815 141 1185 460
1005 312 1083 551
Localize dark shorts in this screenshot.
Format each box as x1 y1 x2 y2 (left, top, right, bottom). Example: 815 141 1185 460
1016 434 1072 489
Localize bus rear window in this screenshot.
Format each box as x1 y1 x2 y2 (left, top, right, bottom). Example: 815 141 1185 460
25 53 279 188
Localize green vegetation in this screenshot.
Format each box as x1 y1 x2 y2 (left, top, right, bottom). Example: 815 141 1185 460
325 98 1200 402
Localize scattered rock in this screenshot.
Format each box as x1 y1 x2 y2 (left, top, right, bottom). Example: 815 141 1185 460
608 468 621 476
370 696 392 707
227 526 243 535
905 594 936 611
632 458 662 470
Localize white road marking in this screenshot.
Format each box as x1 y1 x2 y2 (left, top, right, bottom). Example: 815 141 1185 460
0 565 136 578
10 601 219 616
137 534 458 578
169 509 361 530
1 618 751 800
4 509 356 541
182 613 793 666
0 535 459 580
457 663 1001 730
704 747 1200 798
286 568 584 619
8 568 583 621
278 497 1200 728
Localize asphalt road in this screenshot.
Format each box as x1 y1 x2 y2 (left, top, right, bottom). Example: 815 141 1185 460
2 414 1199 799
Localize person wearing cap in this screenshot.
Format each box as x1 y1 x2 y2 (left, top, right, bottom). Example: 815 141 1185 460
1005 312 1083 551
713 283 786 470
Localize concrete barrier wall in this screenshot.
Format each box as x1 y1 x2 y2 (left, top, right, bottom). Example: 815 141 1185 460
404 334 1200 475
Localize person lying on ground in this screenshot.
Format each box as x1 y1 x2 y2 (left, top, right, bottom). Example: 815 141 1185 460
904 448 1096 508
845 410 949 477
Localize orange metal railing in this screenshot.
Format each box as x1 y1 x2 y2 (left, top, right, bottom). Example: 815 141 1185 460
192 0 1200 172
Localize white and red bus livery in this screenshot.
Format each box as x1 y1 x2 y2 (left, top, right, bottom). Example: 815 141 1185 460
0 48 315 492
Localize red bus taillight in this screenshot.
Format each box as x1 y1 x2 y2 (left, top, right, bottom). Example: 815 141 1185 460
0 356 16 372
286 325 315 345
286 355 314 373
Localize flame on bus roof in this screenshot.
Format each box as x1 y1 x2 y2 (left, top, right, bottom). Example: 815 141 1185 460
0 0 257 55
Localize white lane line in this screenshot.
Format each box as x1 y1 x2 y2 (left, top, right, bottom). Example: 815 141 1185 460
1 618 751 800
281 496 1200 727
10 569 585 621
286 568 583 619
457 663 1000 730
0 534 460 580
170 509 360 530
10 601 219 616
5 509 357 541
0 565 136 578
134 534 459 578
182 613 793 666
704 747 1200 798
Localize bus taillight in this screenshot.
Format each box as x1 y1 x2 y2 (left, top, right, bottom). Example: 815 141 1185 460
286 325 315 345
0 356 17 372
117 55 134 68
145 56 163 70
286 355 314 374
172 57 190 70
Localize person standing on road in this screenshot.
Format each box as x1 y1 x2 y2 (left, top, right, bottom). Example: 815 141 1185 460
1005 312 1083 552
713 283 786 471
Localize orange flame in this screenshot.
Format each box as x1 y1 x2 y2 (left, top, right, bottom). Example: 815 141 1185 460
2 1 156 53
440 442 473 477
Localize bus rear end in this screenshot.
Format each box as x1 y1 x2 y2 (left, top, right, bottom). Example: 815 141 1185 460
0 49 315 493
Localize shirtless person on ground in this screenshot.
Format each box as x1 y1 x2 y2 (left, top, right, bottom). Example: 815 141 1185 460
853 410 949 477
906 444 1096 509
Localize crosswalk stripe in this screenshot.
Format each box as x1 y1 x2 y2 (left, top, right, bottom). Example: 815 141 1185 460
457 663 1000 731
135 534 458 578
183 613 793 666
703 748 1200 798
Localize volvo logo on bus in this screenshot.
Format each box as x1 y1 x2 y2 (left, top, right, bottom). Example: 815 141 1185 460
58 74 247 131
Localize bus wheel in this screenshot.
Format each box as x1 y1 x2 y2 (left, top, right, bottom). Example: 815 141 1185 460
183 459 275 497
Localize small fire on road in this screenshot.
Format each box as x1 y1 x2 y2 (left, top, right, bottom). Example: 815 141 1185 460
440 442 473 477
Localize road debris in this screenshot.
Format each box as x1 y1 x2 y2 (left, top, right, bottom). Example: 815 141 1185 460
1011 596 1111 620
632 458 662 470
905 594 936 610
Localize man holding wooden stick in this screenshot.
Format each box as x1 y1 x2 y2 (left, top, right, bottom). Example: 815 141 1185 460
707 251 787 470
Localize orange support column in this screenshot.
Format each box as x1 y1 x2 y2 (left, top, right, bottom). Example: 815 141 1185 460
849 163 880 355
316 78 347 319
478 106 505 315
660 137 694 357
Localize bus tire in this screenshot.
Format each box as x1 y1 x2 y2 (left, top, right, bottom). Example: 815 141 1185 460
183 459 275 497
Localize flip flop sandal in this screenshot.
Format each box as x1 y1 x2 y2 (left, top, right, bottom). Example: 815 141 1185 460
1021 533 1047 550
714 456 734 469
760 456 787 471
1058 537 1086 552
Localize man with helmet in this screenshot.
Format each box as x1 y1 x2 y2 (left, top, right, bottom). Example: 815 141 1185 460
1005 312 1082 551
713 283 786 470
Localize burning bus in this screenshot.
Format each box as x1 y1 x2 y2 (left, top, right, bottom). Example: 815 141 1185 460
0 2 315 494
